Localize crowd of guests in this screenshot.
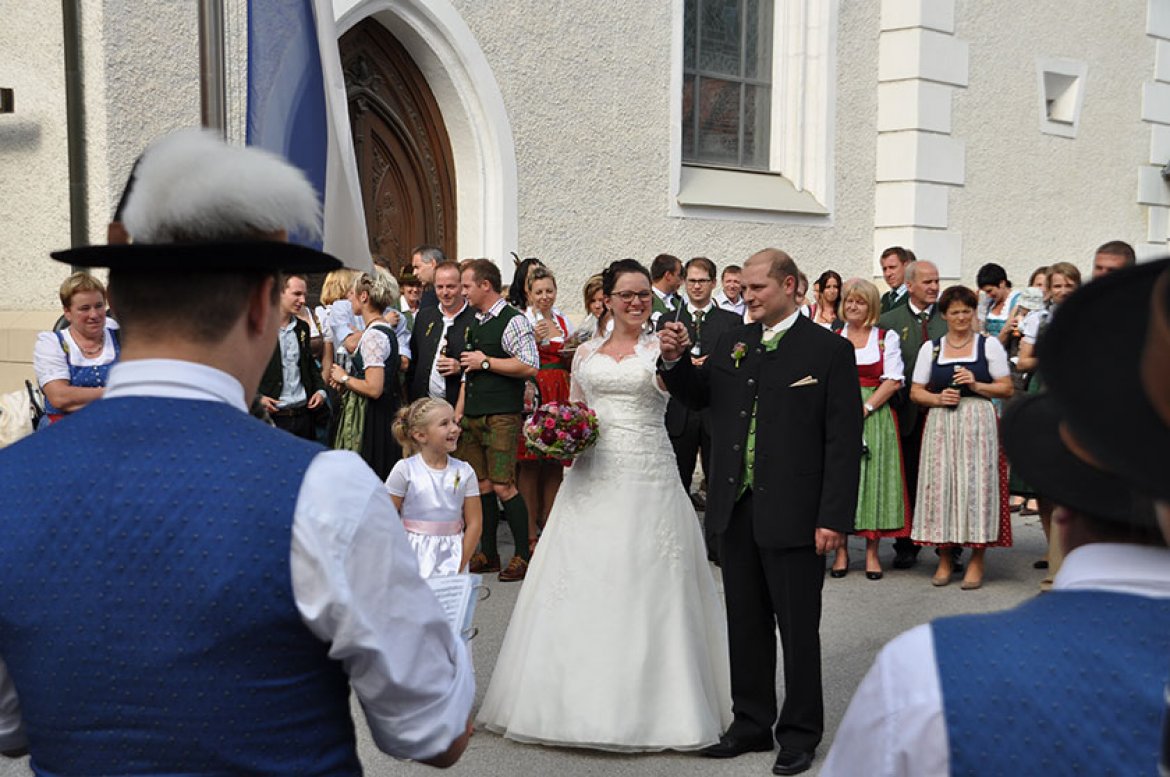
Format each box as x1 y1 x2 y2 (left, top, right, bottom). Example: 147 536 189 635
31 238 1141 592
12 127 1166 777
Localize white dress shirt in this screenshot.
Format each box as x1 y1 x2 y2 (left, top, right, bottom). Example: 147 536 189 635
821 543 1170 777
713 289 746 317
428 301 469 398
0 359 475 760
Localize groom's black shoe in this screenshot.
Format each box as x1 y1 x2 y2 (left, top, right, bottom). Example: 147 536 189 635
700 731 774 758
772 748 814 775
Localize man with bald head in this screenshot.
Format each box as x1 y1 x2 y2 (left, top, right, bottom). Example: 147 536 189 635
878 260 946 569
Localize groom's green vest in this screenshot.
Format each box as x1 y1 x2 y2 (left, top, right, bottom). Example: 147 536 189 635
465 304 525 417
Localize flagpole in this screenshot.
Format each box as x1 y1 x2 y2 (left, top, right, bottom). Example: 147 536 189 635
199 0 227 136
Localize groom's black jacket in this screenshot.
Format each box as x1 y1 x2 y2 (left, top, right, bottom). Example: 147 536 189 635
660 315 862 547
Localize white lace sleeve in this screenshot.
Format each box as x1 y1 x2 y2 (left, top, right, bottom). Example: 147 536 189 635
569 338 599 404
635 333 670 398
359 329 392 369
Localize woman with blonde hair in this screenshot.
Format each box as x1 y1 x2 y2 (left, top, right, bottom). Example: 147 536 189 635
830 278 909 579
386 397 483 577
517 266 575 550
316 267 362 383
34 272 120 422
329 272 402 478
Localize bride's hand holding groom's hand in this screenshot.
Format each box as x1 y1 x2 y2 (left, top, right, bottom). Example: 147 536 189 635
658 322 690 362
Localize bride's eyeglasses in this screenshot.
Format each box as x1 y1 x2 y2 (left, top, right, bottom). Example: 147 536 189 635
611 291 653 303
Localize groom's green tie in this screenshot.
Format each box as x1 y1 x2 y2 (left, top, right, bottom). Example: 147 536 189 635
739 328 786 498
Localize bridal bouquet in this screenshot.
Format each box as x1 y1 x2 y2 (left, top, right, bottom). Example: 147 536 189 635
523 401 600 463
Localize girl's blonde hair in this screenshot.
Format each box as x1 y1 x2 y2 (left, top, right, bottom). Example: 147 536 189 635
392 397 455 456
321 268 360 305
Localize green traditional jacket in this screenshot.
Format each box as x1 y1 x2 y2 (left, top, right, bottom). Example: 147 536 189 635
878 302 947 434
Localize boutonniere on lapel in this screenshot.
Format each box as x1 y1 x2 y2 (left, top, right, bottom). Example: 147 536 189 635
901 326 910 343
425 321 435 338
453 471 462 492
731 341 747 368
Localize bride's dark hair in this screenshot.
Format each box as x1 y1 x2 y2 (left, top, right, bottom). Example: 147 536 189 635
601 259 651 296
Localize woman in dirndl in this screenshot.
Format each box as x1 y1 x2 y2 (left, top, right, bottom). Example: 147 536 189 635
516 266 575 553
33 272 121 423
328 272 402 480
910 285 1014 590
830 279 910 580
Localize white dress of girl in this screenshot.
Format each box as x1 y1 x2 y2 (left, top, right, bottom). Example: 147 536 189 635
476 331 732 751
385 453 479 578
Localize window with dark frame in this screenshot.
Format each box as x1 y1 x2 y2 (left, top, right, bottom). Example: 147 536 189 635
682 0 773 171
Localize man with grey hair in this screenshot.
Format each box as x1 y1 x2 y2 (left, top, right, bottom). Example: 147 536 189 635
0 129 473 774
412 243 447 309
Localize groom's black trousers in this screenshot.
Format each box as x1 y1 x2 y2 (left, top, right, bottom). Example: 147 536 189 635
720 491 825 753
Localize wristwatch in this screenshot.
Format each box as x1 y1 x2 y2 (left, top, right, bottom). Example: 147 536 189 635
864 402 874 414
340 374 349 385
481 358 491 372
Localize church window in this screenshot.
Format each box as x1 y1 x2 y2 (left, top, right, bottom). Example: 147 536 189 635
682 0 773 170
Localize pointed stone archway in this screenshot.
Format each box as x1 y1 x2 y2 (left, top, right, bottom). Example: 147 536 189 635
334 0 518 269
341 19 456 275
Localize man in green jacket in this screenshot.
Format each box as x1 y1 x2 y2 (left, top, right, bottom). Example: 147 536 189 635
878 260 944 569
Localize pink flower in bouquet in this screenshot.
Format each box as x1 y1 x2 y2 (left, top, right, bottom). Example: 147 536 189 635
556 430 568 441
543 417 556 430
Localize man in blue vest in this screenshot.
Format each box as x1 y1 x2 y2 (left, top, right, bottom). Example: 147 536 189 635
1037 255 1170 775
0 128 474 774
821 389 1170 775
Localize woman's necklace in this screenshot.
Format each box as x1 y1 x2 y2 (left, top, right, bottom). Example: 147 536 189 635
73 330 104 357
945 332 974 350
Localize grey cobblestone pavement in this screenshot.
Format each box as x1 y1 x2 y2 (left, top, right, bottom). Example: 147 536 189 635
0 513 1046 777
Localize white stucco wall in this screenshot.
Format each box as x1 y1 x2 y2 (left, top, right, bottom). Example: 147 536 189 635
948 0 1152 287
0 2 72 312
450 0 882 307
0 1 200 391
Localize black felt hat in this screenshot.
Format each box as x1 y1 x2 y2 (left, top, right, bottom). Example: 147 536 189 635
1038 256 1170 501
51 240 341 274
1002 393 1142 524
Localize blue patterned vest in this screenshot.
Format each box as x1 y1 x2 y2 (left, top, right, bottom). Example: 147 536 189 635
933 590 1170 776
0 397 359 776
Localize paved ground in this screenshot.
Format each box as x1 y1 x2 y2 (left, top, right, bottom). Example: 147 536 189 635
0 513 1047 777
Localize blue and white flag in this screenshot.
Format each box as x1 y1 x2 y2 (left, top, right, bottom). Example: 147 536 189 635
247 0 371 270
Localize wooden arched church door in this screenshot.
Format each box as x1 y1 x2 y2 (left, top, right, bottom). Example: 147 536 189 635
340 19 457 276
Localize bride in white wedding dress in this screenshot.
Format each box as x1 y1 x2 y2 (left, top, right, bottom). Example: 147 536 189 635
476 259 732 751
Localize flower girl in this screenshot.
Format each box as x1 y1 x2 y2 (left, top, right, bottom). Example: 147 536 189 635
386 398 483 577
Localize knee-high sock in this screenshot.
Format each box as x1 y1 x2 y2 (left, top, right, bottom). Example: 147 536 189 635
480 493 501 559
502 493 530 561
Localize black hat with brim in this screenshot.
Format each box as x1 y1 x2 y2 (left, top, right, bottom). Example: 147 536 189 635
1038 256 1170 501
1002 393 1141 524
51 240 342 274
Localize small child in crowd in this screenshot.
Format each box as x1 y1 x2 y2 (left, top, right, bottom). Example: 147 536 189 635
386 398 483 578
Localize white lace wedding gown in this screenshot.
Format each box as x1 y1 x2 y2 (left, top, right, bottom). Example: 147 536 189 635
476 333 732 751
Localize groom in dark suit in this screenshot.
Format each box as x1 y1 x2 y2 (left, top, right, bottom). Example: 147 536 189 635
660 248 862 775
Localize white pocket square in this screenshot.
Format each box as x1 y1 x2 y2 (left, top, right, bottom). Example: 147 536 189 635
789 375 818 387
